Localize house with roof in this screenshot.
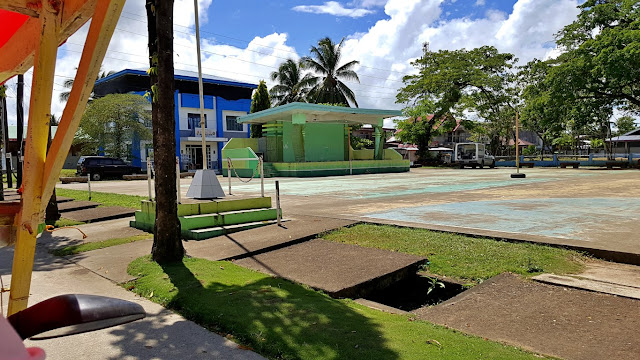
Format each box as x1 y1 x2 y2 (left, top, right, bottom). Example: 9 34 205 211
606 128 640 154
92 69 257 172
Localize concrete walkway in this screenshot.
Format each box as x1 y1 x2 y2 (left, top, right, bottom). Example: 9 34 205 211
0 244 266 359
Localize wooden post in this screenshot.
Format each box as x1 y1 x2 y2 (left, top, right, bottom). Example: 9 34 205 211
176 156 181 204
8 4 59 315
275 180 281 226
260 155 264 198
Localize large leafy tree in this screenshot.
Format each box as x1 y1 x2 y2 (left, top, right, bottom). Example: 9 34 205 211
79 94 151 158
146 0 184 263
615 115 638 135
250 80 271 137
550 0 640 112
396 46 517 161
269 59 313 106
302 37 360 107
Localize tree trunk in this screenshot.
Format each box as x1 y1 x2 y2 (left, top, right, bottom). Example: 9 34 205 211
416 121 432 164
147 0 184 263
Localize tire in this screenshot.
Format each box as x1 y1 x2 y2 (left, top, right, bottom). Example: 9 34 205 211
459 164 465 169
479 164 484 169
490 161 495 169
91 172 102 181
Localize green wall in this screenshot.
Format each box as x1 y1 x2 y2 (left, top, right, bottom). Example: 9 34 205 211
303 123 345 162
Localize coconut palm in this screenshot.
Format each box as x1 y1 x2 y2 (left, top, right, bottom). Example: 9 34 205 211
301 37 360 107
59 70 115 102
269 59 314 106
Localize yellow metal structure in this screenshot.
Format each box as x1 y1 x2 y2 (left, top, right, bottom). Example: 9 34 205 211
0 0 125 315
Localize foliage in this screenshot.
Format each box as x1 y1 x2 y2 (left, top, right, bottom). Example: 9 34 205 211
51 235 151 256
589 138 605 149
351 136 373 150
59 69 115 102
126 256 549 360
302 37 360 107
269 59 314 106
522 145 538 156
425 276 445 295
53 218 85 228
250 80 271 137
323 224 587 283
78 94 151 159
550 0 640 114
396 46 517 160
615 115 638 135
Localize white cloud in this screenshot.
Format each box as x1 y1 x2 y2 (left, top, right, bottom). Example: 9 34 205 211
293 1 375 18
475 0 486 6
7 0 583 129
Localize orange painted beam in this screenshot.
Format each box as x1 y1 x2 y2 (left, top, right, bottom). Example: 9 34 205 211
0 0 97 83
8 2 59 315
42 0 125 210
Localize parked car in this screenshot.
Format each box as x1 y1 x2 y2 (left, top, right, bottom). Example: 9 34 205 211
77 156 141 180
454 143 495 168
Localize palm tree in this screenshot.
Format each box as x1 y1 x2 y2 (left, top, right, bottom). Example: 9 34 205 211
302 37 360 107
59 70 114 102
269 59 314 106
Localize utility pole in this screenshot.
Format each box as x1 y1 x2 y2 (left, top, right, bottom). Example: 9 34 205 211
3 90 11 189
16 74 24 188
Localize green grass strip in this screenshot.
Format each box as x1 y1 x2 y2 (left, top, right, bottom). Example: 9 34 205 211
323 224 587 283
51 235 151 256
55 188 146 209
126 256 551 360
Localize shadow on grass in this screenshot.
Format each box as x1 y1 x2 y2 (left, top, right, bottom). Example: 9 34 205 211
136 258 400 360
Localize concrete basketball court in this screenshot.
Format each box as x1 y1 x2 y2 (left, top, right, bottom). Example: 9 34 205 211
58 167 640 260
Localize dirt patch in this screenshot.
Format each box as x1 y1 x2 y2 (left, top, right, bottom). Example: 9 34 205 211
415 273 640 360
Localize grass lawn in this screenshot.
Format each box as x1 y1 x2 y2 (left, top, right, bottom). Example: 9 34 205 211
51 235 151 256
55 188 146 209
59 169 77 178
323 224 587 283
126 256 550 360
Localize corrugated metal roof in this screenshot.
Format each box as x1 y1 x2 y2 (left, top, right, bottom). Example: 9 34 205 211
606 135 640 142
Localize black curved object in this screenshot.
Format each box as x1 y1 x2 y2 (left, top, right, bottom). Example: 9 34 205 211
7 294 146 340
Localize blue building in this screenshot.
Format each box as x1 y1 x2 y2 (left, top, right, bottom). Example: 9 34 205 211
93 69 257 172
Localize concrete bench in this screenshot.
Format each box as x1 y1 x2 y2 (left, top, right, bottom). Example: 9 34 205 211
606 161 629 169
559 162 580 169
518 162 534 168
59 176 88 184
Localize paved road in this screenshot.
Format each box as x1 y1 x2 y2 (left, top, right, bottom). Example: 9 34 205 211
58 167 640 259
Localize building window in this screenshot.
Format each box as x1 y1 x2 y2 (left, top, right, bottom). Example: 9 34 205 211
187 113 207 129
226 115 243 131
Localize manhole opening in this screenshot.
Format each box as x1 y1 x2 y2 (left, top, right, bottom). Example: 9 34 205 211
364 274 467 312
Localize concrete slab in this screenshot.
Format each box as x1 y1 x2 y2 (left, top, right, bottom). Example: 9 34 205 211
234 238 427 298
55 196 73 203
533 273 640 300
183 215 356 261
0 244 266 359
40 217 145 248
415 273 640 360
61 206 136 223
68 239 153 283
57 200 100 212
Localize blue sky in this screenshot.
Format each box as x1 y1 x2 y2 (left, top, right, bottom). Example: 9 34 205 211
7 0 594 124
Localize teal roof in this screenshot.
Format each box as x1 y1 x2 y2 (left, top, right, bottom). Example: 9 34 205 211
7 125 58 140
238 102 402 125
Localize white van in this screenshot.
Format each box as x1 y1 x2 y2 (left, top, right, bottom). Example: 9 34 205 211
454 143 495 168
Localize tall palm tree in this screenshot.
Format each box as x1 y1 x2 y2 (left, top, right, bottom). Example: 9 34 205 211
269 59 314 106
302 37 360 107
59 70 114 102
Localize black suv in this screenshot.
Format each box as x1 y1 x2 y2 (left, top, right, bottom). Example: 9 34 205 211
77 156 141 181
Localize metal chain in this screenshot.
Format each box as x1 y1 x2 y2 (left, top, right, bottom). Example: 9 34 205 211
227 157 260 183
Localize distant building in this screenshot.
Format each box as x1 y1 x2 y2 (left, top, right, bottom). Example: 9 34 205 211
606 128 640 154
93 69 257 172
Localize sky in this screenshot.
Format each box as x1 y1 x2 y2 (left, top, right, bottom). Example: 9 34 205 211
4 0 592 127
